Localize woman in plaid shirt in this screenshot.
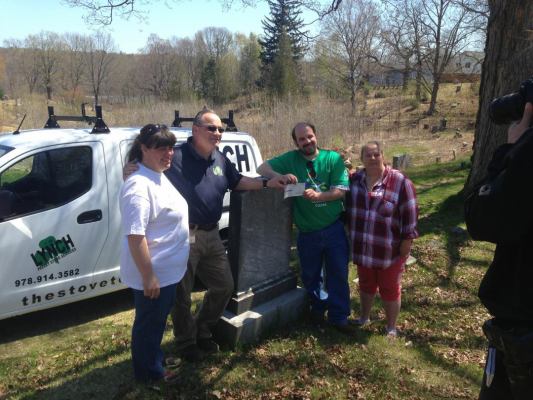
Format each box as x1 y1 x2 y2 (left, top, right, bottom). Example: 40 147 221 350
347 141 418 337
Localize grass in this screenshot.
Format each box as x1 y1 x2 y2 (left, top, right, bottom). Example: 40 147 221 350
0 155 494 400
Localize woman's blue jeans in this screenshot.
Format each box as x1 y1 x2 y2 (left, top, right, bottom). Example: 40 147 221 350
131 283 177 382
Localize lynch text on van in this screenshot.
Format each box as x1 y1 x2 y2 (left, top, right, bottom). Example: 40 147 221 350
222 145 250 172
30 235 77 270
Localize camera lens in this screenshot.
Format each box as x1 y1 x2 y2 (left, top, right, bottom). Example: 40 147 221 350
489 92 525 125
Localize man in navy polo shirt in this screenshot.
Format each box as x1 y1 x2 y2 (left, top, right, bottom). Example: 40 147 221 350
166 109 286 361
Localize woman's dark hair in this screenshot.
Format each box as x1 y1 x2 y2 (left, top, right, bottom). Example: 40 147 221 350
127 124 176 162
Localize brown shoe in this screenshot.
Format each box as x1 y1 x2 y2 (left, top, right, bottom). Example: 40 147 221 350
330 319 358 335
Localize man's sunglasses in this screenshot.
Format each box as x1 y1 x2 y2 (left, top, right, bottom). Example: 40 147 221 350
306 161 317 178
197 124 225 133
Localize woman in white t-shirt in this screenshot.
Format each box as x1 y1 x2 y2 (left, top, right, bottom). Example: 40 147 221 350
120 124 189 383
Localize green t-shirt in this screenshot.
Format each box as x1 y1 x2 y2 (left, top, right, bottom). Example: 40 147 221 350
268 149 349 232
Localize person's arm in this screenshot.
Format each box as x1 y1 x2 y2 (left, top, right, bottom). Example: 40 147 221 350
127 235 160 299
507 102 533 144
398 178 418 257
257 161 298 184
123 161 140 181
303 187 346 202
303 151 348 202
399 239 413 258
235 175 290 191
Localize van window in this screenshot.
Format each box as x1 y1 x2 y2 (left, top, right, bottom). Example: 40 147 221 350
0 145 13 159
0 146 92 221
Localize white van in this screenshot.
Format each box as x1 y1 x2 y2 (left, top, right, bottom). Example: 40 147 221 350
0 108 263 320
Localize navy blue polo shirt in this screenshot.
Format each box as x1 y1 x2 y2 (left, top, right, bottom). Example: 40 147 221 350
165 137 242 225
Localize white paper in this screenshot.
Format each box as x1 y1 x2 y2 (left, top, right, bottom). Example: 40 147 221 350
284 183 306 199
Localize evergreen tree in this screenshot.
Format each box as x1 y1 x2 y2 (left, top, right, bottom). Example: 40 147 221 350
259 0 307 96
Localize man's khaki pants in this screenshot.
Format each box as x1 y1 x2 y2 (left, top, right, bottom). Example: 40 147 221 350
171 227 234 349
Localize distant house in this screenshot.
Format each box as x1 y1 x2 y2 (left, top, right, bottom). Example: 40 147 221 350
367 68 409 86
441 51 484 82
365 50 484 87
449 51 484 75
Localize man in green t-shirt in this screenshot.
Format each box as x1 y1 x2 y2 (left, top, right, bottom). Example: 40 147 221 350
257 122 352 332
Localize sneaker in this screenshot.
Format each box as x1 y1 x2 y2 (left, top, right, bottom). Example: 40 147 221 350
164 356 181 369
386 327 398 338
179 344 202 362
197 338 219 354
353 317 370 326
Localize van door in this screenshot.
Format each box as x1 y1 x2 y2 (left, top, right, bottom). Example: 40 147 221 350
0 142 110 319
218 139 262 235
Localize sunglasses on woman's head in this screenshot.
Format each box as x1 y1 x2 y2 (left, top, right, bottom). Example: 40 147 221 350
143 124 166 136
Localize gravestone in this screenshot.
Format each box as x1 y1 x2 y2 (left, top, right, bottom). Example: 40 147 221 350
214 189 306 347
393 154 410 170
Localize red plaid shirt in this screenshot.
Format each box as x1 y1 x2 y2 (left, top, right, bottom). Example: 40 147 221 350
347 166 418 269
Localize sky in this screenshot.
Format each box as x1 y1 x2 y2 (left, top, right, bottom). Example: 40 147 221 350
0 0 297 54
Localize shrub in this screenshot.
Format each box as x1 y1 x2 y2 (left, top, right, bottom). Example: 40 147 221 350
374 91 386 99
405 98 420 110
470 81 480 95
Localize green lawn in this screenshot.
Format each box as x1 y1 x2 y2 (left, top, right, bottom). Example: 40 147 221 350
0 157 493 400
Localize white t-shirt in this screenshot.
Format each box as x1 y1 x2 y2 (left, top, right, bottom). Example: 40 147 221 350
119 163 189 290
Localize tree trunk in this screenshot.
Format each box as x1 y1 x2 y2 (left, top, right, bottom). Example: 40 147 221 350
415 56 422 101
350 75 357 115
427 78 440 115
465 1 533 191
402 58 410 93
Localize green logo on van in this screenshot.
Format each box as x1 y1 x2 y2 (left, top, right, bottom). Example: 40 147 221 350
30 234 77 270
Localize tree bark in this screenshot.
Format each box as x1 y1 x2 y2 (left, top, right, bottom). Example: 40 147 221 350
465 1 533 191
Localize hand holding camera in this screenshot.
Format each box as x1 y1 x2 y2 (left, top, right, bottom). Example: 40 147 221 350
507 102 533 144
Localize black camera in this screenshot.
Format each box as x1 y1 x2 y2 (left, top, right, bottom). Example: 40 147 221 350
489 78 533 125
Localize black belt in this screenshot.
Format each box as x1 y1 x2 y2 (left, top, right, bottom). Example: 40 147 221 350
189 223 218 231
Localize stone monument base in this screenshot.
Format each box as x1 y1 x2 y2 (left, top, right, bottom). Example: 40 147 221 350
214 287 307 348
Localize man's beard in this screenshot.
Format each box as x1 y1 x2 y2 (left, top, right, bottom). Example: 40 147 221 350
300 143 316 156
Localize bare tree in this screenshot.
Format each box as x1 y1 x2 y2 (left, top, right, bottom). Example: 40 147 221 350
62 33 90 102
26 32 65 100
318 0 380 114
199 27 233 61
136 34 180 99
171 37 202 97
418 0 485 115
64 0 345 25
2 40 39 96
86 32 116 105
195 27 238 104
379 0 425 97
64 0 144 25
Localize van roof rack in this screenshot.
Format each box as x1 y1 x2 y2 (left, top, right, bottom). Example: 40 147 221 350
171 110 237 132
44 104 110 134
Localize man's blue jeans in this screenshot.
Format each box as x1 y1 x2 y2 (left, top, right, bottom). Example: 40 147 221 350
297 219 350 325
131 283 177 382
